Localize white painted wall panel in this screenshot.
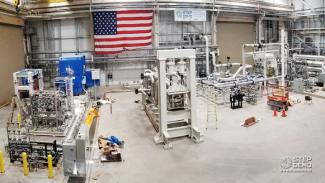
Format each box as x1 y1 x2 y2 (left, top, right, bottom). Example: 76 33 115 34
263 0 289 5
61 19 77 56
293 0 324 10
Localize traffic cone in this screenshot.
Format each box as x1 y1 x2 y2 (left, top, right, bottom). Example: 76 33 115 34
273 107 278 117
281 105 287 117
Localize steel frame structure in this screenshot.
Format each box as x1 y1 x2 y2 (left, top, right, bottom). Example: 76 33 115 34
23 0 293 18
153 49 202 148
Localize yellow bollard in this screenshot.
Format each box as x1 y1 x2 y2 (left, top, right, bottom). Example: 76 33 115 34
0 151 5 173
22 152 28 176
17 113 21 128
48 154 53 179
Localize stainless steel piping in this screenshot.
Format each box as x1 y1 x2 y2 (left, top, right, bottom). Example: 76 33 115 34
27 44 219 55
201 35 210 76
201 76 282 88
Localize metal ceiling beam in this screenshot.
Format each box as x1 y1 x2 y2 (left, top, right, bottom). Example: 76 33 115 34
0 0 17 13
21 0 293 19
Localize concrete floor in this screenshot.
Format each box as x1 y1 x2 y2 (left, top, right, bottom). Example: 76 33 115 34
0 89 325 183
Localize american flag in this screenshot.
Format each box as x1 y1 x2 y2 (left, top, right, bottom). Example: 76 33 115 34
93 10 153 55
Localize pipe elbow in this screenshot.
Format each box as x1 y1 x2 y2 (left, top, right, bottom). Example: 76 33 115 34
203 35 208 44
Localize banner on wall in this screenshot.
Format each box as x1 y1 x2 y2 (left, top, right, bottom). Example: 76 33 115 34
174 9 206 22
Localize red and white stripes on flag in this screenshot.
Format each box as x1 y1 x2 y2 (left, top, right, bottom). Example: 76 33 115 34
93 10 153 55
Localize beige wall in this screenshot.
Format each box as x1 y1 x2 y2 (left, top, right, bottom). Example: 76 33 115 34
0 24 25 106
217 22 256 64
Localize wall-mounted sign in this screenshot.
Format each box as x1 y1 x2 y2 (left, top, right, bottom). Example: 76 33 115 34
174 9 206 22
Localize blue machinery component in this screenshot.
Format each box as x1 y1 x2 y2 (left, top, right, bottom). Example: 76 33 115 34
13 69 44 100
85 70 94 88
106 136 123 146
59 55 86 95
85 69 100 88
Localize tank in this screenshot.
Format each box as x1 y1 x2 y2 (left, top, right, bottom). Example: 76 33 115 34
59 55 86 95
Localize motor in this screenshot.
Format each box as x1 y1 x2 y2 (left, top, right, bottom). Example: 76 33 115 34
230 89 245 109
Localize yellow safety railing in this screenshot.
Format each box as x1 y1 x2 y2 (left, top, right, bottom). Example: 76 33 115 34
0 151 5 173
85 107 99 127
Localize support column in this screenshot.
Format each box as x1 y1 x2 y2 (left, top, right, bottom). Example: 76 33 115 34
153 4 160 50
256 15 263 43
189 56 201 142
211 11 217 46
280 22 286 87
154 57 167 144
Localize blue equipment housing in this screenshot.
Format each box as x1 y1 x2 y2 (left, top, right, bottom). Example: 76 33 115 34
85 69 100 88
85 70 94 88
59 55 85 95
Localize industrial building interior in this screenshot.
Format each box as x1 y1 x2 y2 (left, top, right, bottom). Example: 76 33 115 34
0 0 325 182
